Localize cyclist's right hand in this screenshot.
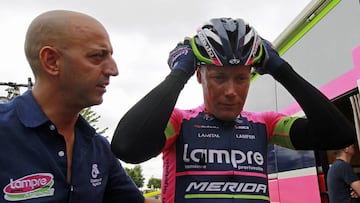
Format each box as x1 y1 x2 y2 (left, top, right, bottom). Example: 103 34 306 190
167 38 196 77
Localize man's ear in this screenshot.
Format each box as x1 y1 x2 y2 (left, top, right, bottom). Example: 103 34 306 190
39 46 61 76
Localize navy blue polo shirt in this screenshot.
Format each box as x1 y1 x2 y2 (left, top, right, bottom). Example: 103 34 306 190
327 159 360 202
0 90 144 203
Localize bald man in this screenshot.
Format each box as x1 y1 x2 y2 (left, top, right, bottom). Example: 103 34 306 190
0 10 159 203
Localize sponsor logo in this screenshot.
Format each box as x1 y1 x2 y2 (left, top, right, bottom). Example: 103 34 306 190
236 134 255 140
198 31 216 59
186 181 267 193
194 124 219 129
91 164 100 178
198 133 220 138
234 117 243 124
202 114 215 121
90 164 102 187
251 39 260 59
229 58 240 65
183 144 264 169
3 173 55 201
234 125 249 130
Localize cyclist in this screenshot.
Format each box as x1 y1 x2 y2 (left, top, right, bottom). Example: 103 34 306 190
111 18 356 203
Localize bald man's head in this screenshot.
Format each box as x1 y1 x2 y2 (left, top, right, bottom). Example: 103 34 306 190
24 10 106 77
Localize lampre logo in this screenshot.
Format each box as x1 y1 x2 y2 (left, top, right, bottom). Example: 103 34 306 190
3 173 55 201
183 144 264 169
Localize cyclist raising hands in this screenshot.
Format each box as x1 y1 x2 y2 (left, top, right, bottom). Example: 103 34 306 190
111 18 355 203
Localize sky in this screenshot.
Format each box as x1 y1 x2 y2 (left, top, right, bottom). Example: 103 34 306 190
0 0 312 187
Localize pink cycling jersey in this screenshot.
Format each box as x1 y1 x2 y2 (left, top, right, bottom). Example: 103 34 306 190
161 105 296 203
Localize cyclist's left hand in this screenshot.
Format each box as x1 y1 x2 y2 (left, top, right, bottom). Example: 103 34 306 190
254 39 287 75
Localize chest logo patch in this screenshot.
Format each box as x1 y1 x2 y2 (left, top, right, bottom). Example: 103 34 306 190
3 173 55 201
90 164 102 187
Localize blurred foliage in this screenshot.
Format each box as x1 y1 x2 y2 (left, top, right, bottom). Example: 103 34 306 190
125 165 145 188
80 107 109 136
147 177 161 190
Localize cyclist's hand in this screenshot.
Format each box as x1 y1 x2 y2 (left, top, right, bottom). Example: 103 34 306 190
167 38 196 77
254 39 286 75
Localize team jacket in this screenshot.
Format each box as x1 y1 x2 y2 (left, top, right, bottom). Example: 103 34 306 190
161 105 296 203
0 91 144 203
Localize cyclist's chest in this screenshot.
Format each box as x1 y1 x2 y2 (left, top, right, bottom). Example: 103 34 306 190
175 115 268 171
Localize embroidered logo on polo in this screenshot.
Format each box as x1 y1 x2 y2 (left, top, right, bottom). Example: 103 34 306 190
3 173 55 201
90 164 102 187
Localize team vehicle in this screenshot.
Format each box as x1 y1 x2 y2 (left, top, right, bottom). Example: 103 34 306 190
247 0 360 202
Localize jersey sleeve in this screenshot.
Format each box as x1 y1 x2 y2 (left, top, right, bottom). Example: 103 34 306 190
163 106 204 151
251 111 298 149
163 108 183 151
269 116 299 149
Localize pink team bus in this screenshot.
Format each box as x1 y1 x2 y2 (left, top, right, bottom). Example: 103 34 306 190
248 0 360 202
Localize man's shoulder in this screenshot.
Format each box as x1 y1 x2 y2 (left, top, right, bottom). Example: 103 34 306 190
0 97 20 123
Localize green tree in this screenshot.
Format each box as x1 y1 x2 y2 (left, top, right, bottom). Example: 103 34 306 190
125 165 145 188
147 177 161 190
80 107 108 135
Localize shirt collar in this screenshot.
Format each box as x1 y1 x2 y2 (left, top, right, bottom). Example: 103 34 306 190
16 90 49 128
15 90 96 136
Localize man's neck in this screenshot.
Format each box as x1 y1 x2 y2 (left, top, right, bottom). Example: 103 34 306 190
337 154 352 163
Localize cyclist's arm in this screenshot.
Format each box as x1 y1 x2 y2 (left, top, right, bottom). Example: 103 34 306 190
111 70 189 163
272 62 355 150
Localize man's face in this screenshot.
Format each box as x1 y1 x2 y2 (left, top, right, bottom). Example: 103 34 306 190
197 64 251 121
58 18 118 108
